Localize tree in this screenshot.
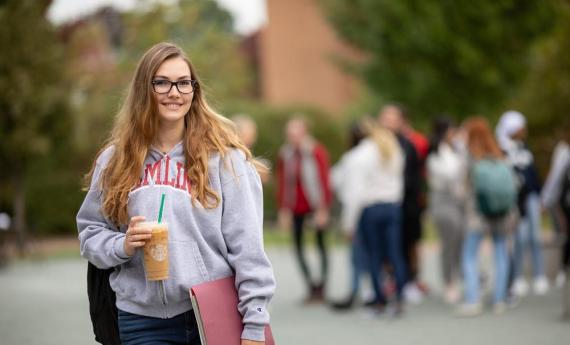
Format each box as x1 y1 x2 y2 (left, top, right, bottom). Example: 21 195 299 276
71 0 253 159
120 0 253 104
322 0 555 118
511 1 570 172
0 0 70 251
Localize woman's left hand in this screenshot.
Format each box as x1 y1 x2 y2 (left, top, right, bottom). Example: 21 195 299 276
241 340 264 345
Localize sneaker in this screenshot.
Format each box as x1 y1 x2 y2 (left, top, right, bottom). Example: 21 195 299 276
512 278 530 297
330 295 355 311
556 271 566 289
403 283 424 305
416 281 430 295
533 276 549 295
493 302 507 315
302 285 326 305
455 303 483 317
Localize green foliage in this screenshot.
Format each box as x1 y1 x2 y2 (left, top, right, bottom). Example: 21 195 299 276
120 0 252 103
1 0 256 235
70 0 254 160
0 0 70 165
511 1 570 175
322 0 555 118
0 0 73 237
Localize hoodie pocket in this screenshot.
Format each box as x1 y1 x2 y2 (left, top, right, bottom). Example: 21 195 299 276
111 254 147 300
169 240 210 288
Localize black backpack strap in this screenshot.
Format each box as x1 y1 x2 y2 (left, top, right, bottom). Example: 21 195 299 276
87 262 121 345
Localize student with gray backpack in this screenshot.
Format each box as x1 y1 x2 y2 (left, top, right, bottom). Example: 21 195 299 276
456 117 518 317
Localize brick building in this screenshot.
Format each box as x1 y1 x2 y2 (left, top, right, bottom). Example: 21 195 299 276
257 0 362 114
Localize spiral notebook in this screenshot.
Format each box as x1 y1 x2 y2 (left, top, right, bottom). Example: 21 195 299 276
190 276 275 345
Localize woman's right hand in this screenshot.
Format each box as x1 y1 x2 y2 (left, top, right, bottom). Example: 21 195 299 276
124 216 152 257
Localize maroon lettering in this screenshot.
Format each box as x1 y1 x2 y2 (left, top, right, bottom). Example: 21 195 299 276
146 160 162 185
163 156 177 186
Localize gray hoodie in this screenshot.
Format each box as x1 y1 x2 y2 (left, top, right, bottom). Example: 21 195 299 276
76 142 275 341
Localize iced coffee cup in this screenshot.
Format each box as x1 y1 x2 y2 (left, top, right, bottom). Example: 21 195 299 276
140 221 169 281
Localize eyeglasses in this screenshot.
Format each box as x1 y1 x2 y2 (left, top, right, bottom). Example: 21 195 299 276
151 79 198 94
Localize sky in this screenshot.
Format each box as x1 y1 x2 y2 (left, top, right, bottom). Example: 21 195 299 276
47 0 267 35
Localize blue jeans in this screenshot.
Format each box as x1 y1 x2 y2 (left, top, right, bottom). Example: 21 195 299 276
349 230 369 296
462 231 509 304
359 202 407 304
118 309 201 345
513 193 545 279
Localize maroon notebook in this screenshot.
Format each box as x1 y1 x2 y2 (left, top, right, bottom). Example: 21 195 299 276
190 276 275 345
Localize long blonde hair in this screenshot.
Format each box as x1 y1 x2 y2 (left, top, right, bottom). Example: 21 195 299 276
84 42 251 226
361 117 399 162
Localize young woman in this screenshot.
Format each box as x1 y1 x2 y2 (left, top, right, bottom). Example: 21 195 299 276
276 117 332 304
427 117 467 304
496 110 549 296
77 42 275 345
457 117 517 316
335 118 407 315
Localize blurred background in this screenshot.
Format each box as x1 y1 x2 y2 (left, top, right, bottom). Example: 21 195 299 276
1 0 570 344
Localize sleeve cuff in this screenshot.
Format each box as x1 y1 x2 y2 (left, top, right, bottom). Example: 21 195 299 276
114 234 131 260
241 324 266 342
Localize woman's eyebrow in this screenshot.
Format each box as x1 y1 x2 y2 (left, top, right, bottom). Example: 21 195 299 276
153 75 192 80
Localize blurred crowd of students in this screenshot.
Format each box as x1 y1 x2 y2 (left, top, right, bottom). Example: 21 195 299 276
233 105 570 318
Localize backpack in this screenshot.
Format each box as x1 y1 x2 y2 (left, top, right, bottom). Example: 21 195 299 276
472 158 517 218
87 262 121 345
560 162 570 214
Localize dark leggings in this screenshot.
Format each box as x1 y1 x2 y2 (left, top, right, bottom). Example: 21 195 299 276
293 213 328 291
401 203 421 282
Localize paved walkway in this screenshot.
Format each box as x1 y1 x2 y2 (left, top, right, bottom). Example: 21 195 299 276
0 243 569 344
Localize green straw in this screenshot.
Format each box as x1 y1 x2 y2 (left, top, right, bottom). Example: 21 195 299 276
157 193 166 223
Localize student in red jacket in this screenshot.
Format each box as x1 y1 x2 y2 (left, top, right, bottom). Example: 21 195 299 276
277 117 332 303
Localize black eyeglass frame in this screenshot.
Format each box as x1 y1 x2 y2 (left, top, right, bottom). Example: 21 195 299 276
151 79 199 94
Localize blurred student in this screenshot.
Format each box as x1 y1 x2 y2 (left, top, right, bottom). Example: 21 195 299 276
402 112 430 166
427 117 467 304
329 121 369 310
334 118 407 315
496 111 549 296
541 120 570 289
379 104 424 304
277 117 332 304
232 114 271 184
457 117 518 317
